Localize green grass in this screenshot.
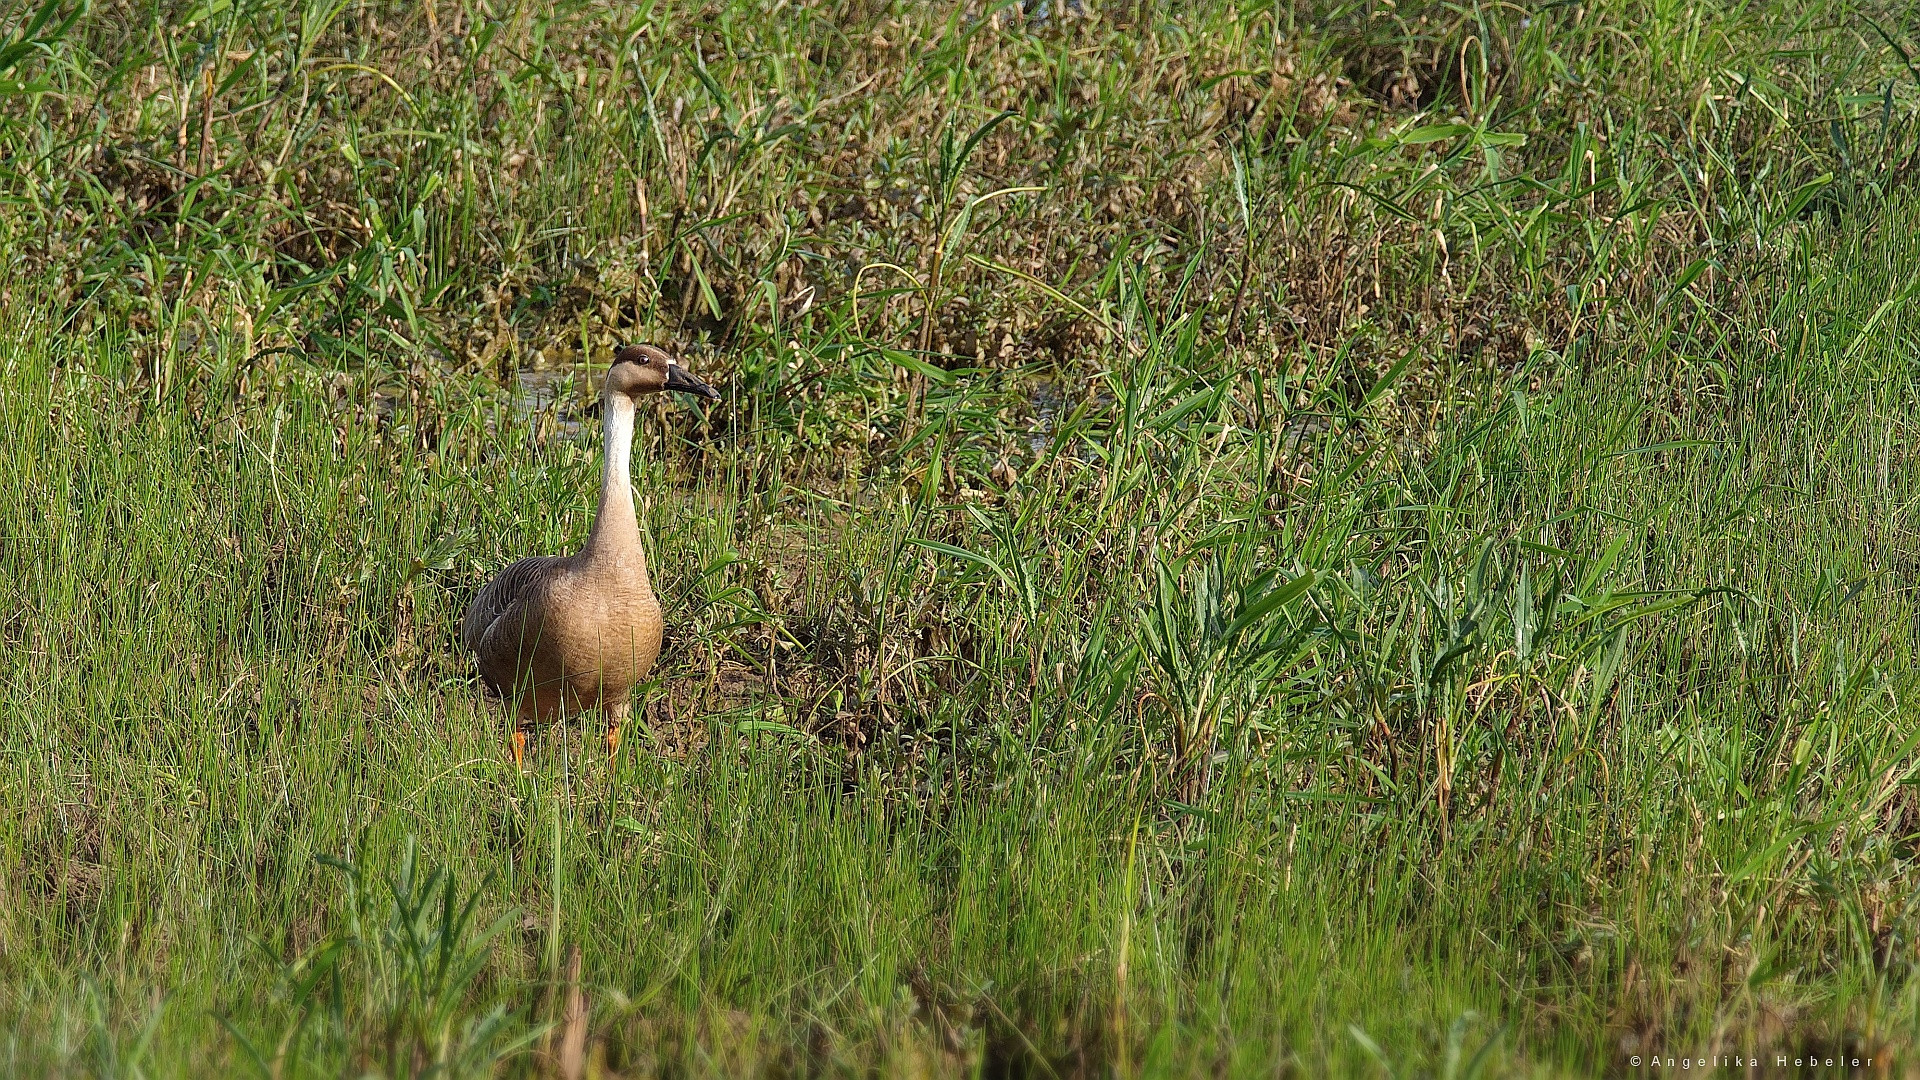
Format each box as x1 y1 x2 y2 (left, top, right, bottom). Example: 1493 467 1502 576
2 0 1919 1075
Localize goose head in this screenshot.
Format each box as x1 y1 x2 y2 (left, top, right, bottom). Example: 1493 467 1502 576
608 343 721 401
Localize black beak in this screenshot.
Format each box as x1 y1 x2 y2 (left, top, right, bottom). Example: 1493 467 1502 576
664 363 721 400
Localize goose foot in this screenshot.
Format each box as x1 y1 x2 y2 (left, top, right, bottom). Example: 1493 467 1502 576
511 729 529 772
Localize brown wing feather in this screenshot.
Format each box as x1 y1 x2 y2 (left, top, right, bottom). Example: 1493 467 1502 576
461 555 569 656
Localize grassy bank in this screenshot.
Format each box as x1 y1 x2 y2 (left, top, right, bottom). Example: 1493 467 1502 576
2 0 1919 1075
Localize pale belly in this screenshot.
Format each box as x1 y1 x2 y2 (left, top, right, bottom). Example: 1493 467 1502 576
545 575 663 699
483 573 663 719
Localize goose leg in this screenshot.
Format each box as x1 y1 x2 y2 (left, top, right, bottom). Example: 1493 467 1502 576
604 698 630 763
510 692 537 772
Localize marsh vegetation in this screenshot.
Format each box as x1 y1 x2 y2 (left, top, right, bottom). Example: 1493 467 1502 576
2 0 1919 1074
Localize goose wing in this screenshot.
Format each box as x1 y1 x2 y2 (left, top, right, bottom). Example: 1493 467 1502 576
461 555 569 654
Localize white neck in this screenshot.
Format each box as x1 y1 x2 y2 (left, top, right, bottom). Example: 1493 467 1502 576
584 393 642 564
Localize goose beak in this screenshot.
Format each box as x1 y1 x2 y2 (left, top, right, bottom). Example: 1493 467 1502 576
664 363 721 400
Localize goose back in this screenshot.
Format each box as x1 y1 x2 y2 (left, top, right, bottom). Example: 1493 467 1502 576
461 554 569 657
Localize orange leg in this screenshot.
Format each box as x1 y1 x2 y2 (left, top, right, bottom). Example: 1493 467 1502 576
509 686 551 772
604 699 630 765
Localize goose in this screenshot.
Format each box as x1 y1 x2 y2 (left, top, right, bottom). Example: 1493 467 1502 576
462 343 719 768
